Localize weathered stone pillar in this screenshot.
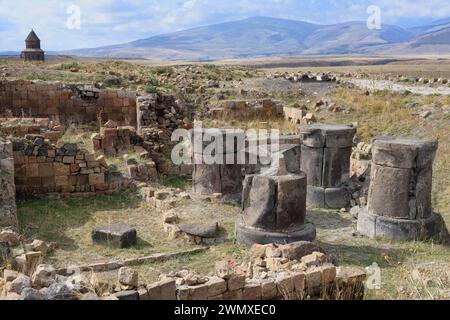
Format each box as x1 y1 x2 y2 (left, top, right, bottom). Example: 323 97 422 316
299 124 356 208
0 138 18 228
191 129 244 202
357 137 439 241
236 172 316 248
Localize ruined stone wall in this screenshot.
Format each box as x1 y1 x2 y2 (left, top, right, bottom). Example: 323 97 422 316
11 136 125 196
0 80 137 126
92 124 141 156
0 138 17 227
137 94 188 132
0 118 64 143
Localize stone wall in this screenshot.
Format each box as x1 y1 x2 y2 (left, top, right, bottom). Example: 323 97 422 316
92 123 141 156
137 94 188 132
0 80 136 126
11 136 125 196
0 138 17 227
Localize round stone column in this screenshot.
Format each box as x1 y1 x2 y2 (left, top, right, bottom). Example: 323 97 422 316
236 172 316 248
357 137 439 241
191 129 244 202
299 124 356 208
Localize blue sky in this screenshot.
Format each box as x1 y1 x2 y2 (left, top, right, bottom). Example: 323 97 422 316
0 0 448 51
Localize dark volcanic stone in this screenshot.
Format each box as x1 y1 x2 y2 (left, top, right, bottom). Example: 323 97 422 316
46 283 77 300
20 288 48 300
178 223 219 238
113 290 139 300
91 224 137 248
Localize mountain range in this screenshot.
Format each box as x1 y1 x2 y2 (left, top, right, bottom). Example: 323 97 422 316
6 16 450 60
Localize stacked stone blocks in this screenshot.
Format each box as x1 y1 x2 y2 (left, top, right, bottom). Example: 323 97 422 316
0 80 136 126
357 137 440 240
299 124 356 209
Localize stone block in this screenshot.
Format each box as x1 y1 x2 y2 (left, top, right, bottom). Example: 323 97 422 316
147 278 176 300
38 163 54 177
55 175 69 187
88 173 105 186
91 224 137 248
242 282 262 300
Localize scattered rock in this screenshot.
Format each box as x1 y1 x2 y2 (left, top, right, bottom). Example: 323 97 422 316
178 223 219 238
8 274 32 294
118 267 138 290
46 283 76 300
19 288 48 300
91 224 137 248
32 264 56 288
113 290 139 300
279 241 321 261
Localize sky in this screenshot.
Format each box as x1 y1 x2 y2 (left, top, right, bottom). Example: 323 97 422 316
0 0 449 51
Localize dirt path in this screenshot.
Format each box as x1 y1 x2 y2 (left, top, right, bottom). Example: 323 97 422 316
346 78 450 96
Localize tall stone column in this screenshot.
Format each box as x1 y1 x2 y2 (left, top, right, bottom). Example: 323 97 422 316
299 124 356 208
357 137 439 241
236 172 316 248
191 129 244 203
0 138 18 228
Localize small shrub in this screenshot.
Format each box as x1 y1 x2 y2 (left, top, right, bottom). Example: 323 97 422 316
58 62 80 70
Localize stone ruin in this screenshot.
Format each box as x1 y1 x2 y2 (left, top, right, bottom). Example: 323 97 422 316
137 93 190 132
299 124 356 209
191 128 244 203
92 121 142 156
0 80 136 126
0 118 64 143
11 135 127 196
236 172 316 248
0 137 17 227
0 233 366 300
357 137 440 241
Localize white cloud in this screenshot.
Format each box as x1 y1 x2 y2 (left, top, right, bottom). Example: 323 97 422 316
0 0 448 51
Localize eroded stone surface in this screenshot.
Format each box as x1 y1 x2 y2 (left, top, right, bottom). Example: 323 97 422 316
91 224 137 248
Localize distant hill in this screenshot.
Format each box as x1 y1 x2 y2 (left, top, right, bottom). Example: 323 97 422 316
53 16 450 60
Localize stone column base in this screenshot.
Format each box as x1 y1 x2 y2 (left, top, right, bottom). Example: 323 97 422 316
306 185 349 209
235 216 316 249
356 208 439 241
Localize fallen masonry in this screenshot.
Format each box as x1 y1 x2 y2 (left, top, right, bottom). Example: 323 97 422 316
91 224 137 248
0 240 365 300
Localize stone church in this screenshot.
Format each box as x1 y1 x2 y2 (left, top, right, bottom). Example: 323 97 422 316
21 30 45 62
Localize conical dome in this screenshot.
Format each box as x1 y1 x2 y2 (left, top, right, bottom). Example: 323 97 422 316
25 29 40 42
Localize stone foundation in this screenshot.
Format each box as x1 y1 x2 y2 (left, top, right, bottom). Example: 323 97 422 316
92 123 142 156
299 124 356 209
236 173 316 248
0 80 136 126
0 138 17 227
11 136 125 196
357 137 440 241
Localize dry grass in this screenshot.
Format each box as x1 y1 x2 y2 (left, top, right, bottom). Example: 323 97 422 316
16 189 242 272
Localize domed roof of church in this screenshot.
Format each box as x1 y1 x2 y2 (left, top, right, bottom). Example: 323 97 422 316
25 30 40 42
